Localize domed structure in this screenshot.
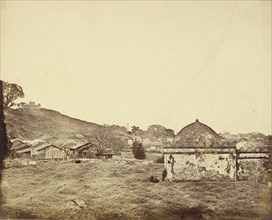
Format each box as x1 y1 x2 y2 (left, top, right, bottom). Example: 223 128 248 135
173 119 224 148
163 119 269 182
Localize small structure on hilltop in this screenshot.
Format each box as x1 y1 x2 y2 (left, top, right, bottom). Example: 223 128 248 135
163 119 269 182
22 101 41 109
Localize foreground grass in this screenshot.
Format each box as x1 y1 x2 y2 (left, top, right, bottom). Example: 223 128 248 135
1 158 271 220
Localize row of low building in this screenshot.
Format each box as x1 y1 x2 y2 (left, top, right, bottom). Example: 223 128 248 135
11 139 114 160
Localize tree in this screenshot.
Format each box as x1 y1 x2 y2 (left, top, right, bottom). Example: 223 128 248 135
131 126 140 133
132 140 146 160
91 127 127 157
147 125 175 139
3 81 24 109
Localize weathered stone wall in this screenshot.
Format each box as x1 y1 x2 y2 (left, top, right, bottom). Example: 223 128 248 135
163 148 269 182
237 154 269 182
164 148 236 181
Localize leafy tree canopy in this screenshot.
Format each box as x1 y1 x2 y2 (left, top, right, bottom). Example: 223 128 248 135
3 81 24 109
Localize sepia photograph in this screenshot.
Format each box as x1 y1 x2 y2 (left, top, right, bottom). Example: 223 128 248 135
0 1 271 219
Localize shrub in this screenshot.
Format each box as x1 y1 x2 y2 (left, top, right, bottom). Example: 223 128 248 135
132 140 146 160
155 155 164 163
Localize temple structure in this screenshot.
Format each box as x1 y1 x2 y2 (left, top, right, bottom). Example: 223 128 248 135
163 119 269 181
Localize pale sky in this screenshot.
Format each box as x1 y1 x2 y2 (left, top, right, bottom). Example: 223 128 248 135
1 1 271 134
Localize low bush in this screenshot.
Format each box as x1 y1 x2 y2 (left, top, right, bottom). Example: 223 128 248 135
132 140 146 160
155 155 164 163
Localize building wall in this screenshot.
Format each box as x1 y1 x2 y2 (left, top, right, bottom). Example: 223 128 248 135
237 156 269 182
70 146 96 159
163 148 269 182
20 151 31 158
38 146 65 159
77 148 95 158
164 152 236 181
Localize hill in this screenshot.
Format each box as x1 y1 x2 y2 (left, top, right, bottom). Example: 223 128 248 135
5 107 109 147
219 131 270 144
4 107 176 151
4 106 270 152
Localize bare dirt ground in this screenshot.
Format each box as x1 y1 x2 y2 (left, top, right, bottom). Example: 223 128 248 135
0 157 271 220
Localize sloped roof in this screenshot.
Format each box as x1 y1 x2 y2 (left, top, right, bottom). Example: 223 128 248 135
69 141 95 150
17 147 32 154
11 139 24 144
236 140 269 152
31 141 47 148
12 139 29 149
53 139 89 149
173 119 225 148
26 140 46 148
35 143 62 151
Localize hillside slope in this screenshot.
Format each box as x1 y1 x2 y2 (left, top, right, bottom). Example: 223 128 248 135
4 107 175 149
5 107 270 150
5 107 105 146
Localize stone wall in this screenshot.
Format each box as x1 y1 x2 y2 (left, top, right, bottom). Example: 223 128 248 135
163 148 269 182
164 148 236 181
237 153 269 182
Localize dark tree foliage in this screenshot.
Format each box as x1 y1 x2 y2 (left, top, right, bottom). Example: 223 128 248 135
132 140 146 160
3 81 24 109
0 81 8 205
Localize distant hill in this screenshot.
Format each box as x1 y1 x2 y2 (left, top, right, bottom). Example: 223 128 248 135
4 107 175 151
5 107 106 146
219 131 270 144
4 106 270 152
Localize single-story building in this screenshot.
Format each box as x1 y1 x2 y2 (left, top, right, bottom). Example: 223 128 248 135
33 143 66 159
11 139 31 151
16 147 32 158
15 141 66 160
96 149 115 159
69 142 97 158
163 119 269 182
